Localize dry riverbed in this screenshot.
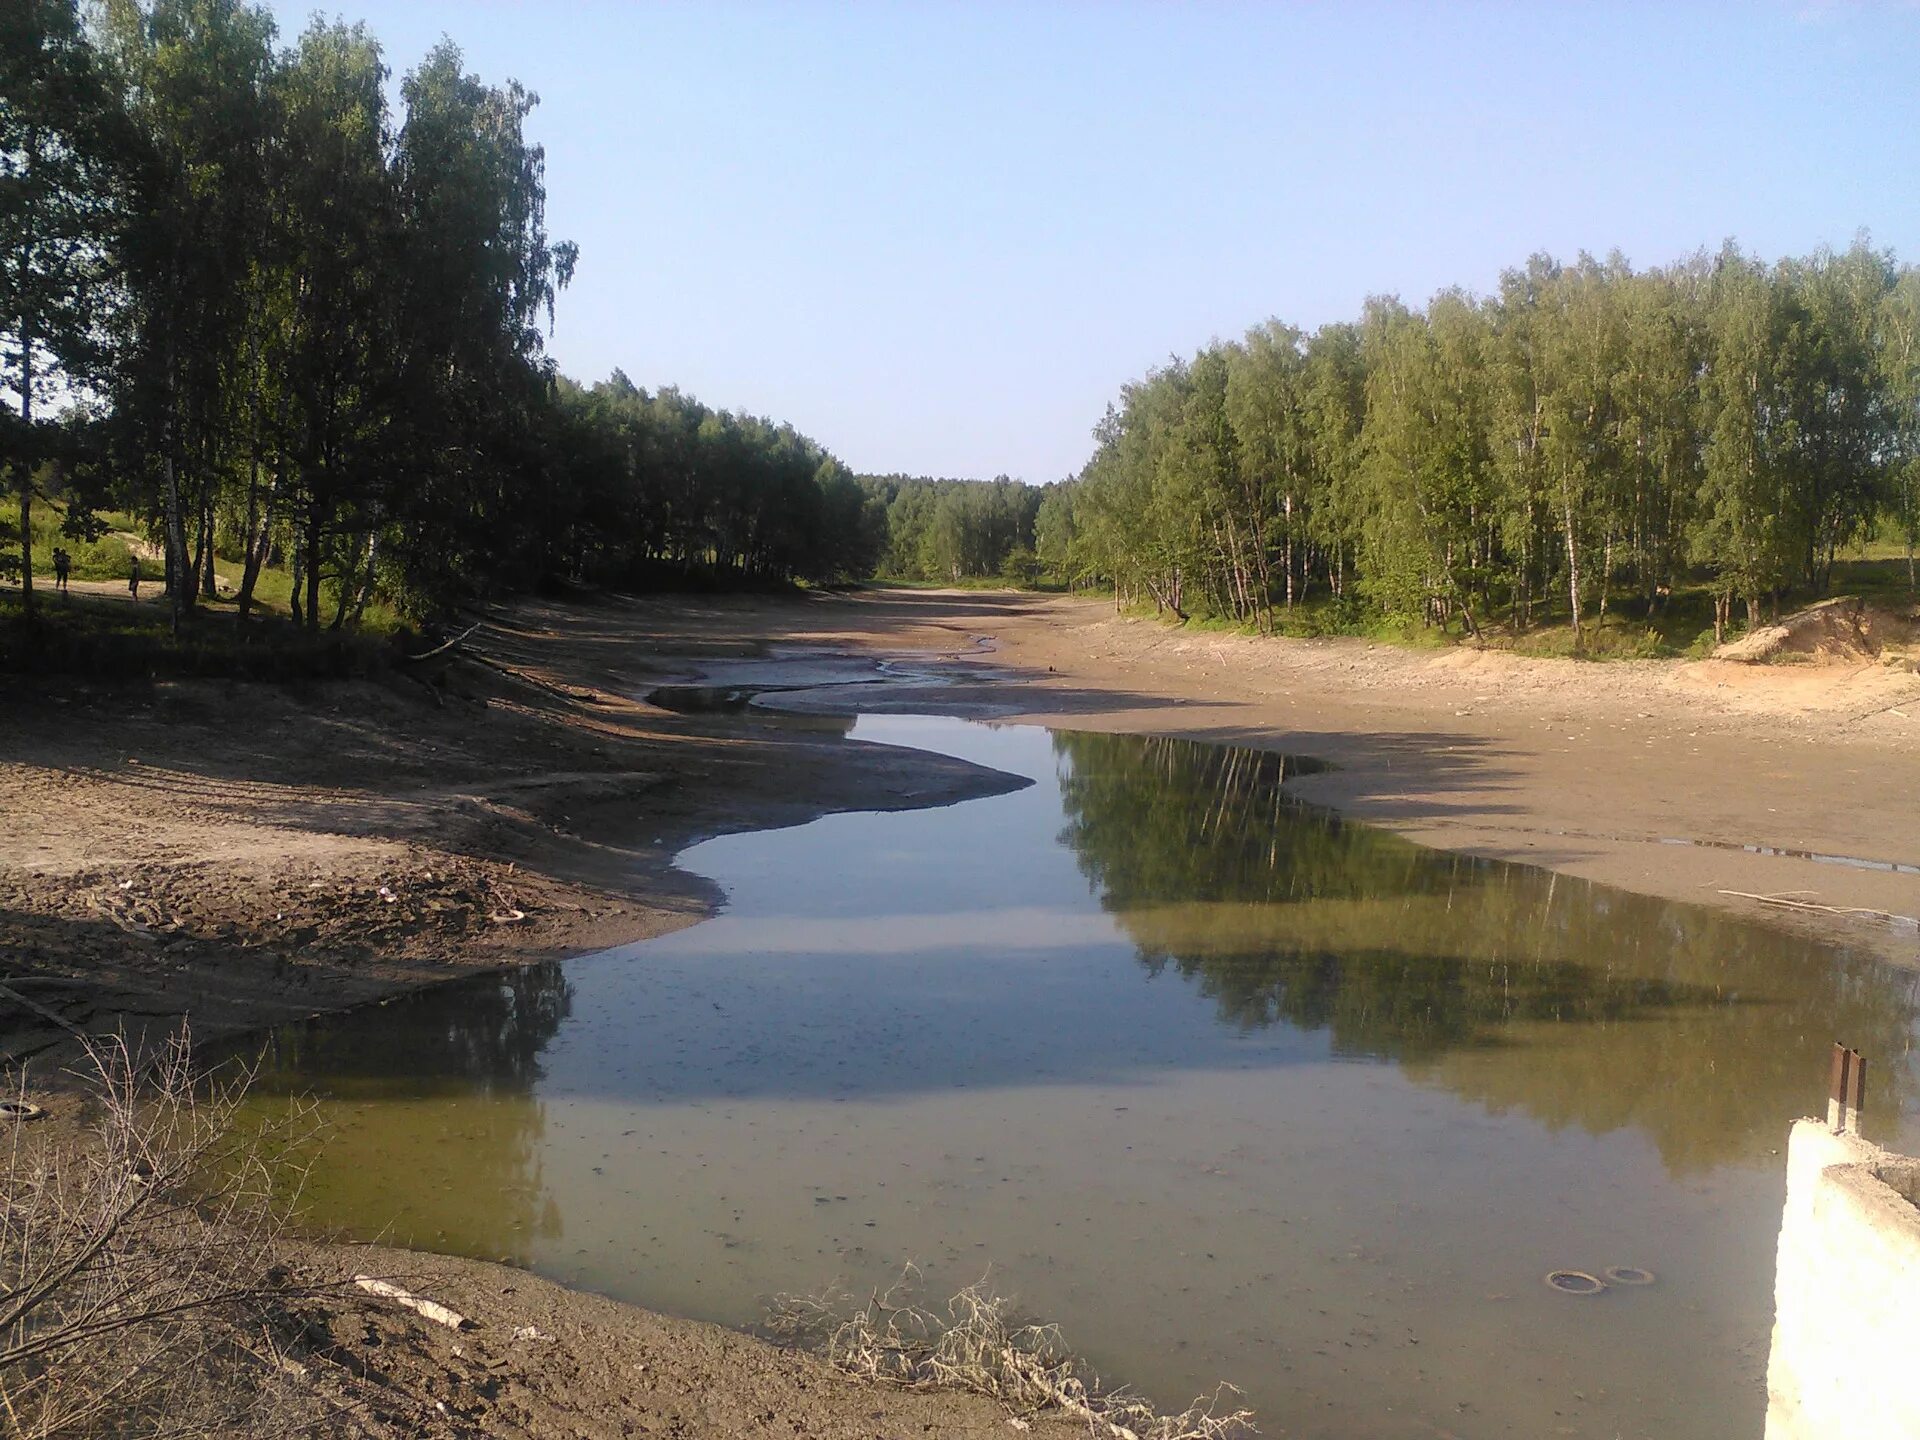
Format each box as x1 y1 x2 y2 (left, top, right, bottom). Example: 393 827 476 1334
5 585 1919 1437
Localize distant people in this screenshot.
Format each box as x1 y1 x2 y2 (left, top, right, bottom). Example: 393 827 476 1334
128 555 141 600
51 548 70 593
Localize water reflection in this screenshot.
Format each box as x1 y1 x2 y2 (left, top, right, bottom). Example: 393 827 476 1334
1052 729 1920 1169
263 962 575 1095
235 716 1920 1440
251 964 574 1263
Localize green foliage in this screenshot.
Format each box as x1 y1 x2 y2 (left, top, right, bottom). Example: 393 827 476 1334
1050 239 1920 652
11 0 1919 653
860 475 1043 584
26 494 138 578
548 377 883 587
4 0 871 648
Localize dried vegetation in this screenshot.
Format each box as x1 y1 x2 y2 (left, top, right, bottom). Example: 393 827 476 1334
765 1268 1255 1440
0 1032 335 1438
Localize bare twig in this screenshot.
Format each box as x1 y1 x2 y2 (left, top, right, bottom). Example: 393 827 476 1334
1718 889 1919 928
0 1028 336 1439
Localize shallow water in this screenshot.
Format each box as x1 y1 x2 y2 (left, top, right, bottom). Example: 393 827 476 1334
242 715 1920 1439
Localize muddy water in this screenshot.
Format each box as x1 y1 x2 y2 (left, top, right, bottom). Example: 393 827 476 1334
243 715 1920 1439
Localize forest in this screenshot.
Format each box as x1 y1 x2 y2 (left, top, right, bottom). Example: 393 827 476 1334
2 0 883 641
1040 243 1920 650
857 474 1041 584
11 3 1920 659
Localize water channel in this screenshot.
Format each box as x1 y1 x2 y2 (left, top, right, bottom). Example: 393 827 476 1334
239 712 1920 1439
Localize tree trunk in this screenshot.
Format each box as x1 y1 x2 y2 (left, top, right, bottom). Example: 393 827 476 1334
200 480 217 599
1596 531 1615 635
162 327 191 636
236 450 264 621
164 449 187 638
190 495 211 602
15 328 33 621
1905 476 1916 597
1559 481 1583 654
303 514 322 632
1282 494 1295 612
349 533 379 626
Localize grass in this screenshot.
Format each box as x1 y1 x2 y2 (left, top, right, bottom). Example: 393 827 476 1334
1133 541 1918 663
9 503 407 648
0 587 408 678
21 501 144 582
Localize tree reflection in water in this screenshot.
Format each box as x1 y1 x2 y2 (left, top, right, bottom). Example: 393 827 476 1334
233 964 575 1260
1051 729 1920 1169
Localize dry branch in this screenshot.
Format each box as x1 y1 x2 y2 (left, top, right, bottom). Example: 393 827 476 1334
401 621 482 663
0 981 90 1042
1717 890 1919 928
0 1029 337 1439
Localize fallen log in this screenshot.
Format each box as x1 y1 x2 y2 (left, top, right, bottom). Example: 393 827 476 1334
0 980 90 1040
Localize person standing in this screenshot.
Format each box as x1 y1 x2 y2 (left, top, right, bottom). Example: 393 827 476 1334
128 554 141 600
52 547 70 593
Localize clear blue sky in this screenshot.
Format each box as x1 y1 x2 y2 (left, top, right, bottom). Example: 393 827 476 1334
264 1 1920 483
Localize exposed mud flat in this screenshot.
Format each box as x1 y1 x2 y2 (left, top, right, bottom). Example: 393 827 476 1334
268 1241 1086 1440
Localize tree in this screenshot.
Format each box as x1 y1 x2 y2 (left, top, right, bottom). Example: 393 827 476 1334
1695 244 1796 638
1879 267 1920 593
99 0 279 631
385 40 576 614
269 17 393 629
0 0 124 615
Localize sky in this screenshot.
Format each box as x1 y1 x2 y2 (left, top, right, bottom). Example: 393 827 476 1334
262 1 1920 484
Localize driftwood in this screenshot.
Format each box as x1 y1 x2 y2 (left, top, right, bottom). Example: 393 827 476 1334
1718 890 1918 928
352 1276 473 1331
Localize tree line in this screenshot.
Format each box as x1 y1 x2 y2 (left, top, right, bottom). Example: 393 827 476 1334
857 474 1041 584
4 0 875 637
1040 242 1920 647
